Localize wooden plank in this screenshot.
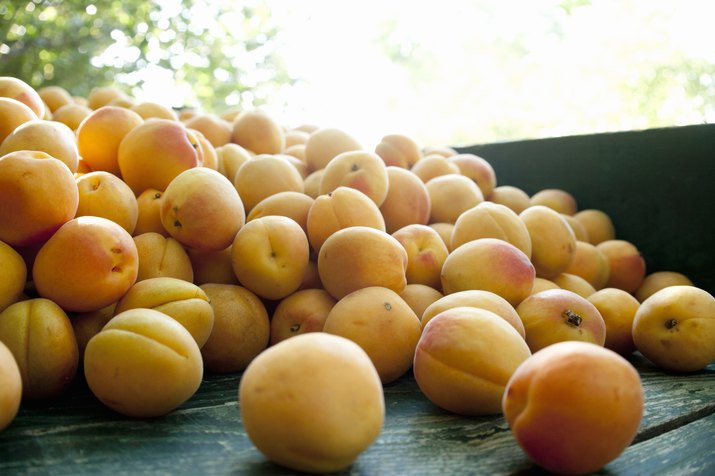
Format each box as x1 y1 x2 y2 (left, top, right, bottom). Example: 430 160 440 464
604 413 715 476
0 356 712 475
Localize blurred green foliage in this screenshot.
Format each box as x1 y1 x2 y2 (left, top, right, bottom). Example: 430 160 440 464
0 0 291 111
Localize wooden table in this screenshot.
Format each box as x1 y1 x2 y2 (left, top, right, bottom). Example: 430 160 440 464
1 353 713 475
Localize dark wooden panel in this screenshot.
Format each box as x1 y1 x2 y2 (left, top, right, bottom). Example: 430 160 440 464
456 124 715 295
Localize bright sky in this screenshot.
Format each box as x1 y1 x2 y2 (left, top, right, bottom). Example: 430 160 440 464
130 0 715 149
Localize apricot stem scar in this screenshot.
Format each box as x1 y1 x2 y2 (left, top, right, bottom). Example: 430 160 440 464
174 220 181 228
351 163 359 172
665 318 678 329
290 324 300 332
384 302 392 311
563 309 582 326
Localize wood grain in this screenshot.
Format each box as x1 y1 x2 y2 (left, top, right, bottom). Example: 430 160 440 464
0 354 712 475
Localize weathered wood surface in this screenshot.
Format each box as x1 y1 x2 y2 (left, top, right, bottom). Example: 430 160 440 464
0 354 712 475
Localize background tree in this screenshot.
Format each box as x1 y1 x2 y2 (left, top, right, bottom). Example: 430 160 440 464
0 0 292 112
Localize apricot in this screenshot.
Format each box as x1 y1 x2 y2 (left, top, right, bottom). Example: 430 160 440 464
192 129 218 170
427 174 484 224
0 76 45 117
441 238 535 307
114 277 214 348
51 102 92 131
231 215 309 300
0 119 79 172
502 341 643 475
564 240 611 290
0 239 26 313
449 153 497 198
306 186 386 253
399 284 443 320
0 340 22 430
632 285 715 372
132 232 193 282
293 124 319 134
37 85 73 113
199 283 269 373
247 191 314 235
410 154 461 183
84 308 203 418
551 273 597 298
215 142 252 182
429 222 455 252
588 288 640 355
0 150 79 247
130 101 178 121
220 106 242 122
561 213 589 242
283 143 306 162
70 303 116 361
106 95 135 109
319 150 389 206
188 247 239 286
487 185 531 214
529 188 578 215
231 108 284 154
318 226 408 300
573 209 616 245
117 118 203 195
297 257 323 291
303 169 324 198
451 201 532 258
324 286 421 384
32 216 139 313
392 224 449 290
87 86 126 110
134 189 169 236
422 145 457 158
183 113 231 147
530 277 560 295
304 127 362 172
374 133 421 168
635 271 694 302
279 152 309 178
414 306 531 415
516 289 606 353
75 171 139 234
283 129 310 148
76 106 144 175
520 205 576 279
270 288 337 345
161 167 245 251
0 298 78 400
0 97 38 143
421 289 526 339
233 154 304 212
596 239 646 293
239 332 384 473
379 166 431 234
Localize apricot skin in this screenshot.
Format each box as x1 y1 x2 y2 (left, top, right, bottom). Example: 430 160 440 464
83 308 203 418
0 298 79 400
502 341 643 475
239 333 384 474
0 340 22 430
632 285 715 372
414 307 531 416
